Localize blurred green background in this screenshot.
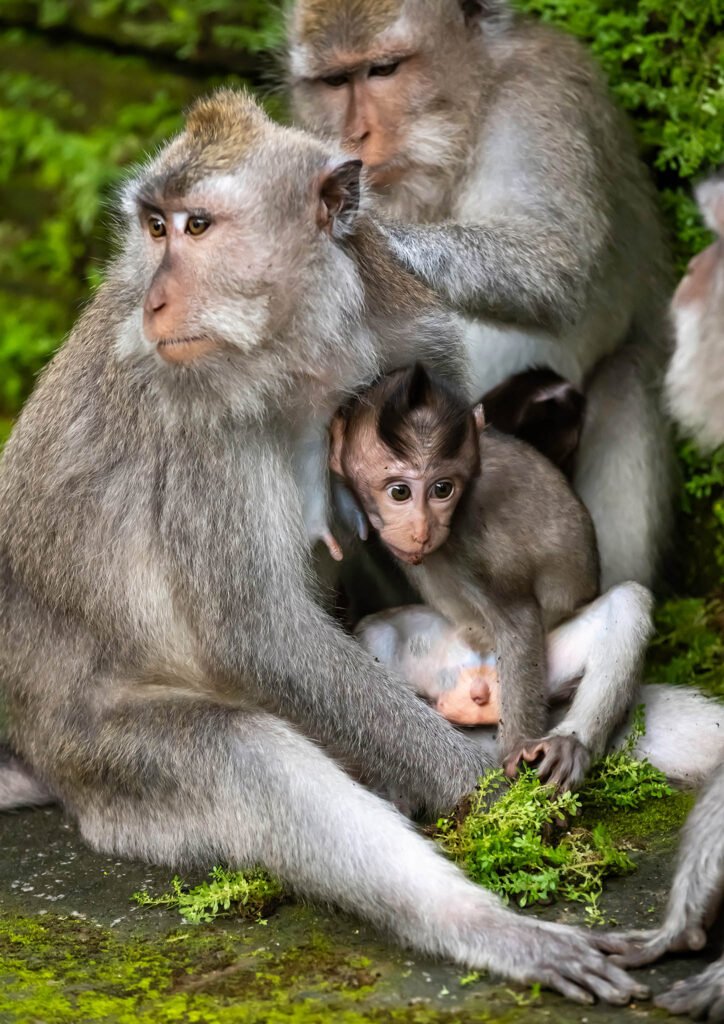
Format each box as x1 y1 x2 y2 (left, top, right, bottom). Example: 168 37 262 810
0 0 722 672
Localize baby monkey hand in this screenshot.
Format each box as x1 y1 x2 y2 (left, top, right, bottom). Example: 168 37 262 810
504 734 591 792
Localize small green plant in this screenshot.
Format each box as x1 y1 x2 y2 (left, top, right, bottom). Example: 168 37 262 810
437 742 673 923
132 866 283 924
646 596 724 698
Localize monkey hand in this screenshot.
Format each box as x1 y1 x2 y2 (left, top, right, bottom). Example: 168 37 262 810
503 734 591 792
331 476 369 542
483 913 649 1006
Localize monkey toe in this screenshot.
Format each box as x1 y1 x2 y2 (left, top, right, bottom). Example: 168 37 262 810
655 963 724 1020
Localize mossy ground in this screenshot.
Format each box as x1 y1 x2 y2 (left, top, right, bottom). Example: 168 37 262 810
0 798 705 1024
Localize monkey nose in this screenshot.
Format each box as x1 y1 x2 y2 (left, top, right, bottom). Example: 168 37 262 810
471 679 491 706
144 287 167 317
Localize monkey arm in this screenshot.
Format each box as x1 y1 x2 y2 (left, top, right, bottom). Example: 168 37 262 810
165 452 491 814
486 599 548 757
382 217 592 335
544 584 654 761
595 759 724 967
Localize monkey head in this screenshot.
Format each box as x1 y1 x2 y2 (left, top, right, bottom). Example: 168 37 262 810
330 365 481 564
673 173 724 316
287 1 499 201
114 88 373 413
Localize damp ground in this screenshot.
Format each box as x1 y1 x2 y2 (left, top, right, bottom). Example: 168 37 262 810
2 801 719 1024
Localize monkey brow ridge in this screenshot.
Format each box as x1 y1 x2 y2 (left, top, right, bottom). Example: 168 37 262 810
295 0 402 47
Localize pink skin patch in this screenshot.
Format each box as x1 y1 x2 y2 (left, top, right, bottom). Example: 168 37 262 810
435 664 501 726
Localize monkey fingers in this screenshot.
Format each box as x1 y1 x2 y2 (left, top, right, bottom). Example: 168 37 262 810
321 530 345 562
654 959 724 1021
331 477 369 541
497 919 650 1005
503 735 590 792
594 924 708 968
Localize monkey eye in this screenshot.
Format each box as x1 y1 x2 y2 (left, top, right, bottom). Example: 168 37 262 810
321 72 350 88
432 480 454 500
368 61 400 78
148 216 166 239
186 215 211 236
388 483 412 502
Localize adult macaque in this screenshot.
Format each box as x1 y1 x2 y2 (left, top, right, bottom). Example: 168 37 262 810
287 0 674 590
596 176 724 1021
330 364 640 790
665 171 724 450
356 604 724 790
0 89 648 1003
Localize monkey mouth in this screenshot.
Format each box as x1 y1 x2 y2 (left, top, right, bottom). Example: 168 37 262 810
384 542 426 565
155 336 223 365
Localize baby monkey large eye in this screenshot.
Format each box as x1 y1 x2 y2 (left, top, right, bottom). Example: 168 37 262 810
186 215 210 236
432 480 455 500
148 216 166 239
388 483 412 502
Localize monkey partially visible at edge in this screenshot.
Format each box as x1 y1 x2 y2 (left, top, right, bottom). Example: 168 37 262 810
287 0 676 590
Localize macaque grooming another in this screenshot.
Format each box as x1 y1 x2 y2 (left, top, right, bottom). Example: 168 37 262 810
330 364 632 790
288 0 675 591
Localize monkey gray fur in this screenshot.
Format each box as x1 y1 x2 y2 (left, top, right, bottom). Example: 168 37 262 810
287 0 676 591
0 88 649 1004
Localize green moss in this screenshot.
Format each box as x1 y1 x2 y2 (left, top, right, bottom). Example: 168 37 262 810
437 746 675 924
0 912 537 1024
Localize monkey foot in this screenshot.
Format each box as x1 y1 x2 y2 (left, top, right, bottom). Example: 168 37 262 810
593 924 707 967
655 960 724 1021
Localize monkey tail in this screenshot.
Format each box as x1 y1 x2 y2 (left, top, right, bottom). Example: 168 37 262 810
0 743 55 810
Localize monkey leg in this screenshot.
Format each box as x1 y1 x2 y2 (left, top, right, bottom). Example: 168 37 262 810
595 760 724 968
0 743 55 809
574 344 675 591
64 695 645 1004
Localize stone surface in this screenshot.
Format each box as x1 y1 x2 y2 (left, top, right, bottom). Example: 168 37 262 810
1 803 713 1023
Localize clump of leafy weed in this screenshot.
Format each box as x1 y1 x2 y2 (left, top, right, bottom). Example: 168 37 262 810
133 866 283 924
646 596 724 698
437 735 673 923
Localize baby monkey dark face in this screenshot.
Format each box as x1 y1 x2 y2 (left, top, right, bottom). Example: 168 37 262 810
331 366 481 564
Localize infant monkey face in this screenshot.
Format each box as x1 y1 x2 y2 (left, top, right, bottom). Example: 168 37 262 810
373 464 466 564
435 663 501 727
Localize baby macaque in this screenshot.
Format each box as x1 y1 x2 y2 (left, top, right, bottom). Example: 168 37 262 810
356 604 724 790
331 365 607 789
480 369 586 480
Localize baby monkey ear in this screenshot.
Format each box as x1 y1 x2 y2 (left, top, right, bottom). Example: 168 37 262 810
318 160 363 239
473 403 486 432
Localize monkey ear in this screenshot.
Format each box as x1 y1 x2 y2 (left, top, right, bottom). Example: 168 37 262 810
473 403 486 431
459 0 512 29
318 160 363 239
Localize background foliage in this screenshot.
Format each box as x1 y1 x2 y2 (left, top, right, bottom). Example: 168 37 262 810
0 0 722 610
